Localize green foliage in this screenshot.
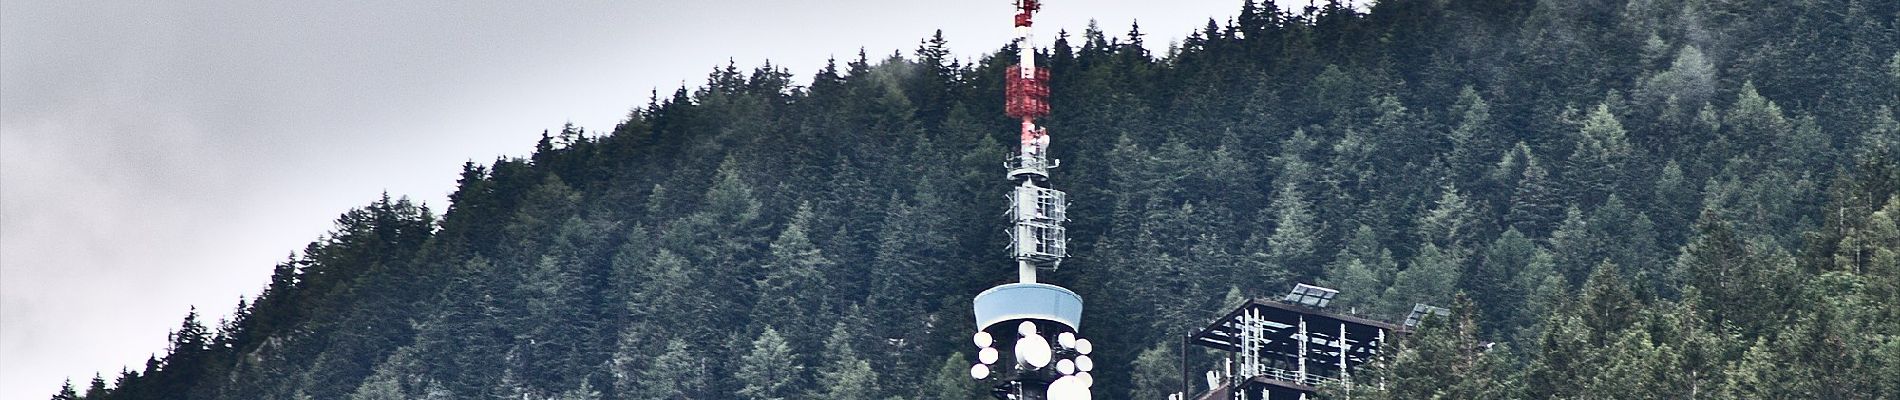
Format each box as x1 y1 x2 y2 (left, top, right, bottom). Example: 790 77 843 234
1129 341 1182 400
1324 225 1396 314
1344 297 1514 400
1382 243 1464 317
814 322 881 400
735 327 802 400
922 353 985 400
634 340 708 400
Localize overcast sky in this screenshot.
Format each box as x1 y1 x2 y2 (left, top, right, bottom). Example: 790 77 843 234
0 0 1256 397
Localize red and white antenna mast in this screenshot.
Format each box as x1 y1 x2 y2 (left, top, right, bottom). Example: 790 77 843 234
1007 0 1052 172
972 2 1097 399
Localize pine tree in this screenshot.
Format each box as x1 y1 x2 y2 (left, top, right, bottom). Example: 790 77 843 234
1324 225 1396 313
1547 206 1594 286
1367 297 1509 399
735 327 802 400
634 340 707 400
1523 312 1592 399
50 380 77 400
748 203 832 348
1514 253 1568 343
1466 228 1535 335
814 323 881 400
84 373 107 399
1638 45 1717 107
1651 160 1698 246
1264 181 1324 281
1129 340 1182 400
1447 87 1500 183
1383 243 1462 317
1579 260 1638 345
1567 103 1634 208
1505 149 1565 238
922 352 985 400
1724 82 1793 161
1414 183 1481 252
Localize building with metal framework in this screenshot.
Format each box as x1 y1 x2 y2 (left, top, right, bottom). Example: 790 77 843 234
1179 284 1441 400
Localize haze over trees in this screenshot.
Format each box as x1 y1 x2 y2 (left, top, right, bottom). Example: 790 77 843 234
55 0 1900 399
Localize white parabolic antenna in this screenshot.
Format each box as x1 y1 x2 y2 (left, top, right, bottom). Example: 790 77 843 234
1048 375 1091 400
1016 332 1053 368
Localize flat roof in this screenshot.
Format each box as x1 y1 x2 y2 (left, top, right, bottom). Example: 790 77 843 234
1190 298 1406 352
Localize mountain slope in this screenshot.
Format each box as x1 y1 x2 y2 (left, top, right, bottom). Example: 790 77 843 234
53 1 1900 399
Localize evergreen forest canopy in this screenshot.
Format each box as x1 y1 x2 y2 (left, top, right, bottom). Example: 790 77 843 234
48 0 1900 399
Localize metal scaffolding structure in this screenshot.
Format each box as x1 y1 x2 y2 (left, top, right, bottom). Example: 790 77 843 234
1182 284 1409 400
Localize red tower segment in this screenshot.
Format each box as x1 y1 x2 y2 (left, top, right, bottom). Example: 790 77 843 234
1005 66 1050 120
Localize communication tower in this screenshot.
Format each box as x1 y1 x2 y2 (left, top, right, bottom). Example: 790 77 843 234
968 1 1098 399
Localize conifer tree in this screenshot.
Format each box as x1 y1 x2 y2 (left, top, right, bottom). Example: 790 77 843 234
1578 261 1638 345
1514 252 1569 343
1325 225 1396 314
1505 150 1565 238
1724 82 1793 161
1466 228 1534 335
50 380 77 400
1547 206 1594 286
1415 184 1481 252
85 373 107 399
749 203 832 347
1383 243 1462 317
736 327 802 400
1567 104 1634 208
1447 87 1500 183
634 340 707 400
922 352 985 400
1129 340 1182 400
1367 297 1510 399
813 323 881 400
1651 160 1697 245
1264 181 1323 281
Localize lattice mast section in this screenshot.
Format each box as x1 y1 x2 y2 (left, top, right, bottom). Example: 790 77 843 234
1004 0 1063 284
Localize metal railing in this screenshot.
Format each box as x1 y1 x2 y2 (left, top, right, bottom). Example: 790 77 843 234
1255 365 1338 388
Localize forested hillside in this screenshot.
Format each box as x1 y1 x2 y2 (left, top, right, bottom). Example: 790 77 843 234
49 0 1900 399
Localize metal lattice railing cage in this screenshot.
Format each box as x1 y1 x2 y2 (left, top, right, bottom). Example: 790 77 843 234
1011 186 1068 222
1010 220 1067 262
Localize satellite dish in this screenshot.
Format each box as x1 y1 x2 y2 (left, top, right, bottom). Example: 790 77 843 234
1074 338 1093 355
970 363 991 380
1075 355 1093 372
1057 331 1077 349
1048 376 1085 400
1018 321 1038 336
1057 358 1076 375
974 331 993 348
1015 331 1053 368
979 347 999 364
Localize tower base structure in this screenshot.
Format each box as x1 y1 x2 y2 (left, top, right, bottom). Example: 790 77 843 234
969 283 1096 400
